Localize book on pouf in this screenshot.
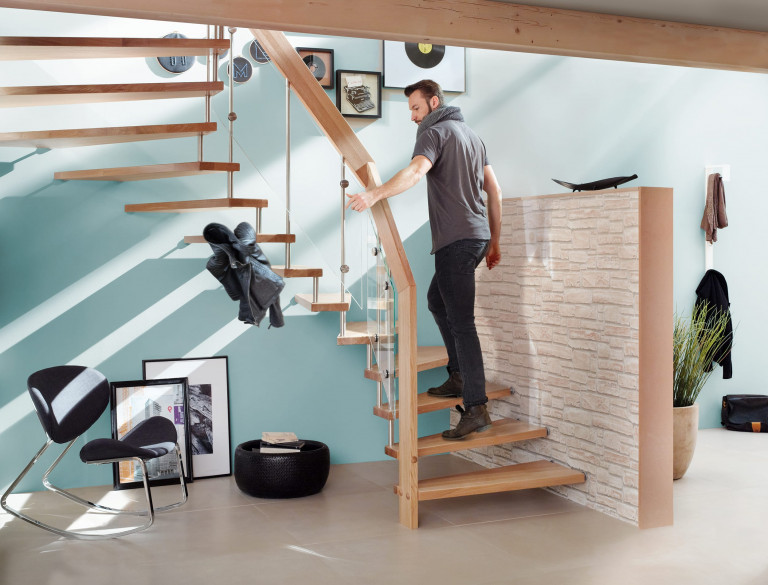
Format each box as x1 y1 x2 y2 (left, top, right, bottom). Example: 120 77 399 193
260 431 305 453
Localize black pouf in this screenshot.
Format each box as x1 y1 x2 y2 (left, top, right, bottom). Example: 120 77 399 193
234 440 330 498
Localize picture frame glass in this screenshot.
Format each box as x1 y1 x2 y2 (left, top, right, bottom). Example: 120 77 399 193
337 70 382 118
111 378 192 489
383 41 466 92
296 47 334 89
143 357 231 479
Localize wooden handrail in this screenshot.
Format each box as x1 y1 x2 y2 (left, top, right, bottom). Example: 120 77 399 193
251 29 420 528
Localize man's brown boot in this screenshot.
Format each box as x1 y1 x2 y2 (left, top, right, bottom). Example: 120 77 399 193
441 404 492 440
427 371 463 398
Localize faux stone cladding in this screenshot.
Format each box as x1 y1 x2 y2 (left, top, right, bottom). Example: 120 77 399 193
464 190 641 525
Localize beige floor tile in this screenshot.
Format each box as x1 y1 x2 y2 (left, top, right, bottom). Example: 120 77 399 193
2 429 766 584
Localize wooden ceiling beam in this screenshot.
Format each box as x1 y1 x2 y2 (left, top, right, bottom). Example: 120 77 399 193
1 0 768 73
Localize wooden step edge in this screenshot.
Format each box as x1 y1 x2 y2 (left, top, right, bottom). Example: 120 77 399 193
384 418 548 459
126 198 268 213
373 382 512 420
0 81 224 108
272 265 323 278
0 122 217 148
365 346 449 381
58 161 239 182
0 37 230 60
337 321 396 346
184 233 295 244
295 293 351 312
404 460 586 501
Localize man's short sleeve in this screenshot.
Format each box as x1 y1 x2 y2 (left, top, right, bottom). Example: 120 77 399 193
412 128 441 164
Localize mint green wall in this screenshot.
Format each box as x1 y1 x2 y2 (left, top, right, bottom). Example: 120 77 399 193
2 10 766 492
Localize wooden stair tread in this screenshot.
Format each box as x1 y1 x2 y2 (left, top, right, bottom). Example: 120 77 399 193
414 460 586 501
373 382 512 420
272 265 323 278
0 81 223 107
184 233 295 244
0 36 229 60
126 198 268 213
0 122 217 148
385 418 547 458
337 320 396 346
57 161 239 182
365 346 448 382
295 293 351 312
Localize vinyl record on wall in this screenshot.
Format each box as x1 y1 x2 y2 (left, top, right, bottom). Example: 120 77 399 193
404 43 445 69
303 54 326 81
383 40 465 92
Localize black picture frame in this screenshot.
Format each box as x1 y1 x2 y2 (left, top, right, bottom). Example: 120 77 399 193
110 378 193 490
296 47 334 89
143 357 231 479
336 70 382 119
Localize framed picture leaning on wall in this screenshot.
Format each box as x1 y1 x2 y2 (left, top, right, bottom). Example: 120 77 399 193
110 378 193 490
143 356 231 479
383 41 466 92
336 70 382 119
296 47 334 89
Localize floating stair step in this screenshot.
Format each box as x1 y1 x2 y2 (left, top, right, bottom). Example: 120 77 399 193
337 321 372 346
295 293 351 312
373 381 512 420
56 161 238 182
272 265 323 278
413 460 586 501
0 81 223 108
365 346 448 382
337 321 396 346
126 198 267 213
385 418 547 459
184 233 296 244
0 36 229 60
0 122 217 148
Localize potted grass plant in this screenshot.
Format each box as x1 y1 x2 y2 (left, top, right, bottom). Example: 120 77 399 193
673 304 731 479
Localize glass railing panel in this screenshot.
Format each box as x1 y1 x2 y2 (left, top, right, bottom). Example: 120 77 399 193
365 214 397 412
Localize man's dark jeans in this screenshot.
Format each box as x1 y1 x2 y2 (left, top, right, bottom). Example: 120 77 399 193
427 238 489 407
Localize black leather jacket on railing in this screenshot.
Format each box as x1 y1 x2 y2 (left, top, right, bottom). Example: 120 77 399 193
203 222 285 328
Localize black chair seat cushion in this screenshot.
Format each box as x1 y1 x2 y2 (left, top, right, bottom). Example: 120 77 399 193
80 416 177 463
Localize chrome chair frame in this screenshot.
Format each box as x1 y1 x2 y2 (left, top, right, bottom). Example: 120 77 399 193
1 437 188 540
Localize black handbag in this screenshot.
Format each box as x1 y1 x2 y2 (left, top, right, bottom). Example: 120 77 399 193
721 395 768 432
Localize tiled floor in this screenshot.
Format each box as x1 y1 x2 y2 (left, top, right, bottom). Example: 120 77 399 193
1 428 767 585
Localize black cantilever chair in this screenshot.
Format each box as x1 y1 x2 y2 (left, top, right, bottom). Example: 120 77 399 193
1 365 187 539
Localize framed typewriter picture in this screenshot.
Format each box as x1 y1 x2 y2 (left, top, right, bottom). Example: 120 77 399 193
336 70 382 119
296 47 334 89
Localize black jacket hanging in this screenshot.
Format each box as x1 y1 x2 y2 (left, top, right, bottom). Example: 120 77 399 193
694 269 732 379
204 222 285 328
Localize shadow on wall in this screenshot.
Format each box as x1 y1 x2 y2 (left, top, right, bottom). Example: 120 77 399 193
0 218 442 494
0 148 49 178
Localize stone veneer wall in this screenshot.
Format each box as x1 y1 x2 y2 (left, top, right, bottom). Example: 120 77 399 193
465 189 642 525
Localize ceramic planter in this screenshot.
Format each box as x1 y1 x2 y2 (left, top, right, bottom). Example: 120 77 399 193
673 403 699 480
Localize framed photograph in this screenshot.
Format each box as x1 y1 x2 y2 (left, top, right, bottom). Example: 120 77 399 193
336 70 382 119
383 41 466 93
110 378 193 490
296 47 334 89
143 356 231 479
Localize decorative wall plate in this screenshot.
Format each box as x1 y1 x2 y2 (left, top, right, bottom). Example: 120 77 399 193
157 32 194 74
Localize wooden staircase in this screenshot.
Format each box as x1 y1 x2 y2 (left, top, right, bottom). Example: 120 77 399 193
4 27 585 526
253 29 586 527
0 32 321 288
